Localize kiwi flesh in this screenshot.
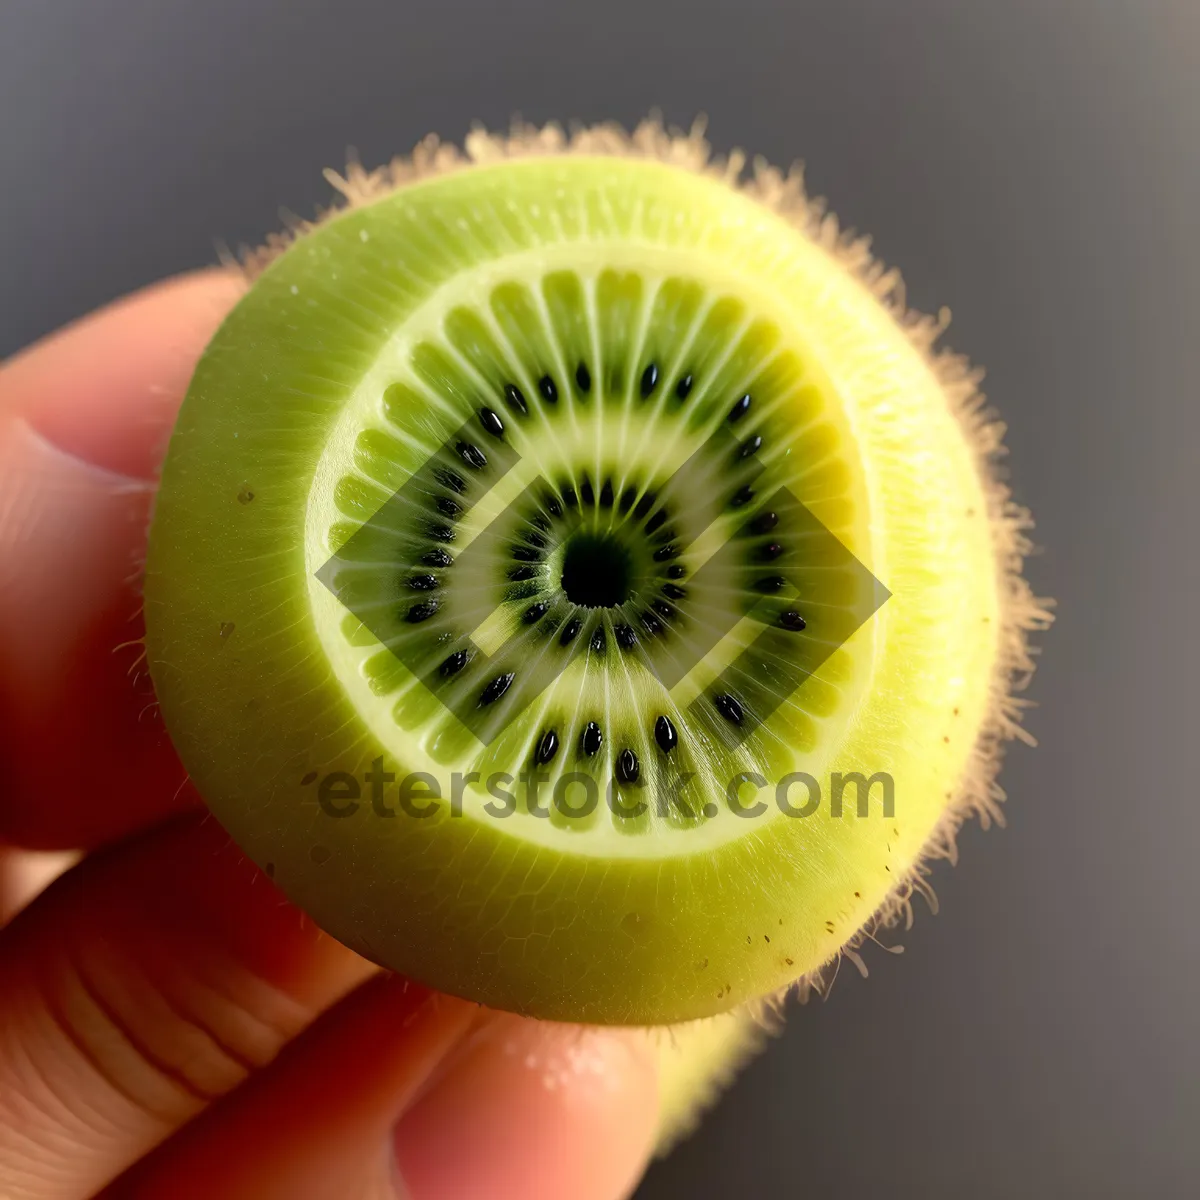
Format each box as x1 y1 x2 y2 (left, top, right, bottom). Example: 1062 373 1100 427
144 122 1048 1116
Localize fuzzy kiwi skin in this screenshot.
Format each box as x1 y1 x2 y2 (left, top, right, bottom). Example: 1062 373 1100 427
144 125 1046 1035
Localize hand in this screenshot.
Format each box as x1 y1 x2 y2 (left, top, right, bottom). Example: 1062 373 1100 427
0 272 659 1200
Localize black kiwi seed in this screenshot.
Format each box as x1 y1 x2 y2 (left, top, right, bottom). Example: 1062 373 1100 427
675 374 694 400
654 715 678 754
618 486 637 514
714 693 744 724
581 721 603 757
750 510 779 534
408 574 440 591
652 599 675 619
434 467 467 494
780 610 807 631
561 484 578 508
590 627 606 653
640 363 659 397
508 565 537 582
439 649 470 678
652 544 679 562
617 748 640 784
530 512 551 532
546 495 563 518
457 441 487 470
633 492 657 519
575 363 591 392
504 383 528 414
599 479 614 508
480 672 515 705
642 611 664 635
645 509 668 534
758 542 784 562
427 523 456 543
662 583 686 600
559 617 582 646
524 530 548 550
524 602 548 623
728 394 751 423
478 407 505 438
580 477 595 506
512 546 542 562
406 599 440 623
421 548 453 568
536 729 559 764
755 576 787 593
615 623 637 649
738 434 763 459
666 563 687 579
730 485 755 508
538 374 558 403
436 496 462 518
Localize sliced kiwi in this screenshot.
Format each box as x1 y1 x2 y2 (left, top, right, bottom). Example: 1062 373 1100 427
145 123 1047 1054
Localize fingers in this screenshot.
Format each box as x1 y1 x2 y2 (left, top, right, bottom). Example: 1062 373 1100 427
108 977 479 1200
110 983 659 1200
392 1016 659 1200
0 270 244 848
0 814 374 1200
0 845 76 925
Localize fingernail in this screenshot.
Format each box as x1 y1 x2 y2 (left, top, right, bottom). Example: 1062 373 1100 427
393 1015 658 1200
0 268 244 481
0 417 151 699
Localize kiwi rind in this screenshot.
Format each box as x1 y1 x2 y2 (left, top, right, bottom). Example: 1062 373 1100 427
147 121 1050 1137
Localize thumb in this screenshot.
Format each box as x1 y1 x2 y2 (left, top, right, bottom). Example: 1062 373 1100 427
0 269 244 849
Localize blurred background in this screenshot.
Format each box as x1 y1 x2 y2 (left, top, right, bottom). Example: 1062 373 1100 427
2 2 1196 1196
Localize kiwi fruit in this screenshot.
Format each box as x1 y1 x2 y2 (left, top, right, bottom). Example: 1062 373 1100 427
144 120 1048 1144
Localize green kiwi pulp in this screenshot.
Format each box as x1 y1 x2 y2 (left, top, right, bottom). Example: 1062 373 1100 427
316 263 875 844
145 124 1046 1061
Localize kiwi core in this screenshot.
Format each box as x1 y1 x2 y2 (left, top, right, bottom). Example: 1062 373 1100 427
560 533 634 608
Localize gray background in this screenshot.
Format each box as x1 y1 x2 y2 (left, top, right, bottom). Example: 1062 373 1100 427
2 1 1196 1196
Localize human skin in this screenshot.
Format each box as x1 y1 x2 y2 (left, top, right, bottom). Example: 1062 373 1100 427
0 271 658 1200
